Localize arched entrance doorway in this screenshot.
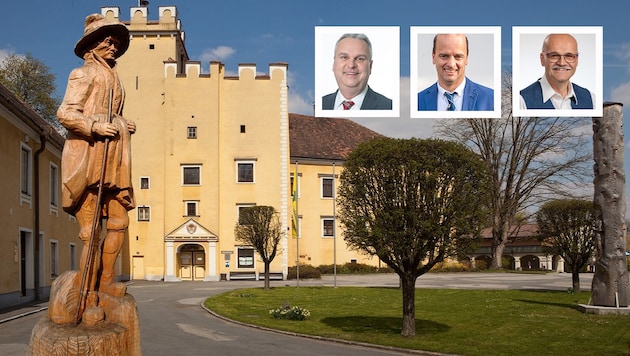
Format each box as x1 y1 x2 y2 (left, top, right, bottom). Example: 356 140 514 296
178 244 206 281
521 255 540 270
164 219 219 282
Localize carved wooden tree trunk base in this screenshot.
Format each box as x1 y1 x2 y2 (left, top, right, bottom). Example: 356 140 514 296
27 270 141 355
29 317 131 355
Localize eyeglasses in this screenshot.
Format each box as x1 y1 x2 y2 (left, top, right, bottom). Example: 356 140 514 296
544 52 579 63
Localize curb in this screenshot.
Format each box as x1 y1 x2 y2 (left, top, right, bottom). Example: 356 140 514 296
0 306 48 324
200 300 454 356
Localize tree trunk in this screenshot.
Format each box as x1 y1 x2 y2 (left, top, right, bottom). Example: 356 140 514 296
491 242 505 269
263 261 270 290
400 272 417 337
491 219 509 269
571 267 581 293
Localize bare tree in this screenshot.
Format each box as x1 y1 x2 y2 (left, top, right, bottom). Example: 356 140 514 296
536 199 596 292
435 73 592 269
337 138 489 337
235 206 283 290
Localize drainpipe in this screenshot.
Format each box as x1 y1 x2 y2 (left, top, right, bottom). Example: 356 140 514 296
33 128 49 301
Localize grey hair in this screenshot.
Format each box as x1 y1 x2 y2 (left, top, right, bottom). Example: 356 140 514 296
335 33 372 60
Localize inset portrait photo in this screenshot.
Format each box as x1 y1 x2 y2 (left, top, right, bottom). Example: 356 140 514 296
513 26 603 117
410 26 501 119
315 26 400 118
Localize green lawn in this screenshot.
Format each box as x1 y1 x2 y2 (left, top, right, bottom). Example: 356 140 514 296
205 286 630 355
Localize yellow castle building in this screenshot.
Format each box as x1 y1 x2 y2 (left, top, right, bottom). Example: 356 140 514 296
102 5 383 282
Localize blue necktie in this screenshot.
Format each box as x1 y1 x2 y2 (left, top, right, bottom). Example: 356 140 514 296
444 92 456 111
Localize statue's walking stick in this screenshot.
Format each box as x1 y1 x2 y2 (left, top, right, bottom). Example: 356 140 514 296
75 88 114 325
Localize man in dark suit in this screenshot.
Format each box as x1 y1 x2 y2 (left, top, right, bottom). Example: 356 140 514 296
322 33 392 110
417 33 493 111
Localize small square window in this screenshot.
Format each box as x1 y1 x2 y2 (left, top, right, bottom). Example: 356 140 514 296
187 126 197 139
138 206 151 221
140 177 149 189
322 177 334 198
322 218 335 237
237 204 255 225
149 44 155 49
185 201 198 217
240 125 246 133
182 165 201 185
237 162 254 183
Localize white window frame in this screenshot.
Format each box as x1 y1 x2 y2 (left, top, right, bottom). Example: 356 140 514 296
140 176 150 189
237 247 255 269
321 217 335 238
236 160 255 183
50 240 59 278
236 203 256 225
138 206 151 222
182 164 202 186
20 143 32 206
49 162 59 213
321 176 334 199
184 200 199 217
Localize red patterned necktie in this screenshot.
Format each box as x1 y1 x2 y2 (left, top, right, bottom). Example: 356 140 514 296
342 100 355 110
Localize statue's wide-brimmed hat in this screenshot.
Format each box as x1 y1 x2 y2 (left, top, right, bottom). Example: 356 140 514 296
74 14 129 59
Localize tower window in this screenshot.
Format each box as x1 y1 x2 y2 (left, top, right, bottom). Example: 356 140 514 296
187 127 197 139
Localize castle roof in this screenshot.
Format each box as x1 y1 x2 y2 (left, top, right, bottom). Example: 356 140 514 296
289 113 384 161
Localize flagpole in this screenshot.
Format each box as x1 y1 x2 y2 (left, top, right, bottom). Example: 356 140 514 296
333 162 337 288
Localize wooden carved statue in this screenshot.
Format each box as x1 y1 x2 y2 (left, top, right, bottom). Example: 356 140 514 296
29 13 140 355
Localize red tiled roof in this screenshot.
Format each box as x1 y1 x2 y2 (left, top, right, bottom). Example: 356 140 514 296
481 224 539 239
289 113 384 161
479 224 541 247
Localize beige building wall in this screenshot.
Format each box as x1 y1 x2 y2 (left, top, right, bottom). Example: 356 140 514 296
291 161 379 268
0 84 79 309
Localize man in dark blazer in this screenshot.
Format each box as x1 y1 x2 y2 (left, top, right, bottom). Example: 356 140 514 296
322 33 392 111
417 33 493 111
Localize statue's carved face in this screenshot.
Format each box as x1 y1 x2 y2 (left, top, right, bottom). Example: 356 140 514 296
92 36 120 62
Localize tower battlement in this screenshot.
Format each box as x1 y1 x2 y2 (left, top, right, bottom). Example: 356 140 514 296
101 6 179 27
164 61 288 81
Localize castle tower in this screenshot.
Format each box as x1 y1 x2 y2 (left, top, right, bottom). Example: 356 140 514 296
102 6 289 281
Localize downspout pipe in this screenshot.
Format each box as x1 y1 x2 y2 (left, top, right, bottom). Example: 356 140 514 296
33 128 50 301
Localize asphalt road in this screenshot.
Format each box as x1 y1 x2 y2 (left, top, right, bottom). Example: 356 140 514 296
0 272 593 355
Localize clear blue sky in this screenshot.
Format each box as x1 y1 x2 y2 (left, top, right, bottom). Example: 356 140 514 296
2 1 630 210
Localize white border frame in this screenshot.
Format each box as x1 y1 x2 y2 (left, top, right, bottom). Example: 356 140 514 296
315 26 400 118
410 26 501 119
512 26 603 117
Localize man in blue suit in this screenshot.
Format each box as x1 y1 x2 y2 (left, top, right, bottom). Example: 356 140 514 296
322 33 392 111
417 34 493 111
